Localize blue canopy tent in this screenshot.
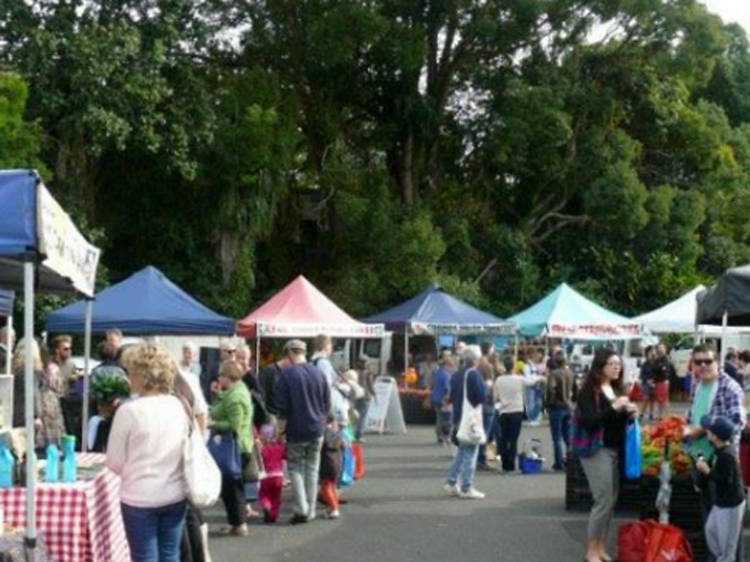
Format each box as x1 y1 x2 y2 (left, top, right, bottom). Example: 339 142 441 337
364 283 515 374
0 169 100 555
0 289 14 375
47 265 235 335
508 283 641 340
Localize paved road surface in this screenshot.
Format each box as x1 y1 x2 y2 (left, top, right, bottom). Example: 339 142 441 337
207 423 615 562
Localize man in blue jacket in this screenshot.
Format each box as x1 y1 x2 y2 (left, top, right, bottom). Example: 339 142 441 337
444 345 487 500
431 350 456 445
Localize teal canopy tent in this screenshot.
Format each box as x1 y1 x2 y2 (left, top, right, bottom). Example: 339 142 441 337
508 283 641 340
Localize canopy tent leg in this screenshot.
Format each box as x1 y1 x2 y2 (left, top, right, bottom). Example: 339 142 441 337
4 315 10 375
404 331 409 381
255 336 261 375
720 309 728 370
23 262 37 555
81 299 93 453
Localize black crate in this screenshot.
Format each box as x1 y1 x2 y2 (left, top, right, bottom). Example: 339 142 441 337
564 452 641 513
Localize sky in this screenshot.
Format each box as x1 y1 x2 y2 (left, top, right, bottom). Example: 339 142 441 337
702 1 750 33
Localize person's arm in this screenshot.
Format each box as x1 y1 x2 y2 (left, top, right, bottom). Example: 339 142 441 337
522 374 545 387
275 370 290 419
105 406 130 475
466 370 487 407
214 399 243 433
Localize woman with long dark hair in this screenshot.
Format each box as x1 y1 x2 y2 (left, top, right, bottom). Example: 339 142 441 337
576 348 636 562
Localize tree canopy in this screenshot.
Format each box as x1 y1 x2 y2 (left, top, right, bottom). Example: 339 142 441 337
2 0 750 320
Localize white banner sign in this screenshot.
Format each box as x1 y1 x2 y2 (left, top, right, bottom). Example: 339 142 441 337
546 322 642 340
37 184 100 297
257 322 384 338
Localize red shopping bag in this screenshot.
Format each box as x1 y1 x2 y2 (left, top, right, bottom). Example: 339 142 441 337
617 520 650 562
644 521 693 562
352 441 365 480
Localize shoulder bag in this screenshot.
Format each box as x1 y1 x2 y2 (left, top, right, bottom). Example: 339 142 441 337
455 369 487 446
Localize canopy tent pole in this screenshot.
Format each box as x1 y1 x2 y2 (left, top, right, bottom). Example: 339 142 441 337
23 262 37 555
255 335 261 375
720 309 728 370
81 299 93 453
404 329 409 380
4 315 10 375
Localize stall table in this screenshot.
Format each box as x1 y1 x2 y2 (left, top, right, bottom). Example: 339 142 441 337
0 453 129 562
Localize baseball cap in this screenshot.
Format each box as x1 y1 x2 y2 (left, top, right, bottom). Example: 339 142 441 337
700 414 735 442
283 339 307 353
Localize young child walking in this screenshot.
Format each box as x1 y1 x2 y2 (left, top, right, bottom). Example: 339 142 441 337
696 415 746 562
319 415 344 519
257 424 286 524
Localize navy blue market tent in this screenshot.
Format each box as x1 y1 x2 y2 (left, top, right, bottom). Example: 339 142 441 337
47 266 235 335
364 283 514 334
0 290 13 316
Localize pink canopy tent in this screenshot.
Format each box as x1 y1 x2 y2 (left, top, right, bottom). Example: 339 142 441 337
236 275 384 339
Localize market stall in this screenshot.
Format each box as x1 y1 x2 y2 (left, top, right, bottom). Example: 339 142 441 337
0 169 107 560
46 264 235 442
364 283 515 422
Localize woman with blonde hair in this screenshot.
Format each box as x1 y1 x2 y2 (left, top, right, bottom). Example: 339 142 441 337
107 344 188 562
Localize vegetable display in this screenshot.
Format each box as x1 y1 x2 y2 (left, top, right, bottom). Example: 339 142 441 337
641 416 692 477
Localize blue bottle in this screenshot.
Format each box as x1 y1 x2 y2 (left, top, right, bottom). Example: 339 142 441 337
62 435 76 483
46 444 60 483
0 445 14 488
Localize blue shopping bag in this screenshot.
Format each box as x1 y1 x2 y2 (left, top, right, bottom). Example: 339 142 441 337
339 444 355 488
624 418 642 480
207 430 242 479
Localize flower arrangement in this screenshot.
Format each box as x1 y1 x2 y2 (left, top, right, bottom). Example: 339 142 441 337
91 375 131 403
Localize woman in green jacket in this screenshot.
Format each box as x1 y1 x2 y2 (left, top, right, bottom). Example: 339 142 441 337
210 360 254 536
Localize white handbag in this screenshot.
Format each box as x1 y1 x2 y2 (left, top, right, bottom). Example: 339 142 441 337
183 419 222 508
455 368 487 446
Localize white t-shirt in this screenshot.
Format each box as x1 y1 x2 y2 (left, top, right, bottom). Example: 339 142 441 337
106 395 188 508
494 374 545 415
601 384 616 402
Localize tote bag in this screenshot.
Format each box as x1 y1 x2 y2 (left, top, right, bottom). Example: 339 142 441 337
207 430 243 479
624 418 642 479
456 369 486 446
183 420 221 509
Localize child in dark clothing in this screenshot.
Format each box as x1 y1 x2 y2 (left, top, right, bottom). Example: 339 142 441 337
319 415 344 519
696 415 746 562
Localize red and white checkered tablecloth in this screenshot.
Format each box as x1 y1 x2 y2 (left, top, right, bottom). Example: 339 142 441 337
0 453 130 562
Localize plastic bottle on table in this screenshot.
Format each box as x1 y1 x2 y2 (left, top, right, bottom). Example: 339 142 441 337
46 444 60 483
62 435 77 483
0 445 14 488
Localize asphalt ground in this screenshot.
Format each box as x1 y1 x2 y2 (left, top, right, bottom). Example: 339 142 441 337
207 422 624 562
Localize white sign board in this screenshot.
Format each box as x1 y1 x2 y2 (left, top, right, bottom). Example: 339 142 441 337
364 376 406 434
37 184 100 297
0 375 12 430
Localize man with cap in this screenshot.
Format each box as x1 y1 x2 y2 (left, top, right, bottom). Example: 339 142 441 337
275 339 330 524
696 414 746 562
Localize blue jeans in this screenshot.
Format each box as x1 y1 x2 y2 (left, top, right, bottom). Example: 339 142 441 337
121 500 186 562
446 444 479 493
524 386 543 421
477 409 494 466
549 406 571 469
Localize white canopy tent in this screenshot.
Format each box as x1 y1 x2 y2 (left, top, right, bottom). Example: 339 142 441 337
634 285 749 337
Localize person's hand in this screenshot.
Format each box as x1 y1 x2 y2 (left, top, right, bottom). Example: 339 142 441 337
612 396 630 411
683 425 704 440
210 381 220 395
696 458 710 475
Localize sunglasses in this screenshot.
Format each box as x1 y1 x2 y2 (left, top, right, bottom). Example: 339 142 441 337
224 349 236 354
693 358 714 366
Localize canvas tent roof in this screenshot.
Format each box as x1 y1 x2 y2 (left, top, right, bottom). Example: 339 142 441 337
237 275 384 339
0 169 100 296
46 266 235 335
508 283 641 339
696 265 750 326
363 283 514 335
633 285 730 335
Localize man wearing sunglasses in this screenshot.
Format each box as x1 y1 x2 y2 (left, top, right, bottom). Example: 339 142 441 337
684 344 746 453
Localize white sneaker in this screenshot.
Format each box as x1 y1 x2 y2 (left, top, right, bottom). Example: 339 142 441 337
459 488 486 500
328 509 340 519
443 483 459 496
